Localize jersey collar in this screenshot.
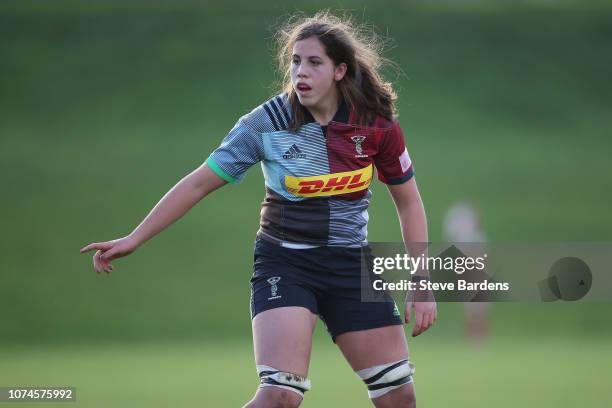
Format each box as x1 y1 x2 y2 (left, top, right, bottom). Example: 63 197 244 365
303 97 350 125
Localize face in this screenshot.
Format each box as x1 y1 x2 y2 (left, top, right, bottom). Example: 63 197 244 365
291 36 347 109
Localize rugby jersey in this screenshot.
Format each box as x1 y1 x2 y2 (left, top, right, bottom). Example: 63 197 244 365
206 93 414 247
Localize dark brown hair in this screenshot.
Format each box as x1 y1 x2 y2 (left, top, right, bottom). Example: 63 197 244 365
274 10 399 131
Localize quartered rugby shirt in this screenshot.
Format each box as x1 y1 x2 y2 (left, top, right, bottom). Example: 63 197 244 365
206 93 414 247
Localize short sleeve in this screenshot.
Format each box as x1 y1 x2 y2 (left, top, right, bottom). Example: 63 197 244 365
205 118 265 184
374 120 415 185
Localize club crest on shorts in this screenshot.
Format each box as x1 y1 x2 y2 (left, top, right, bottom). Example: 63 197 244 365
351 135 368 158
267 276 282 300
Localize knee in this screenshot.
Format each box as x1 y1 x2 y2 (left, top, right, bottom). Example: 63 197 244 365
397 386 417 408
372 385 416 408
268 389 302 408
244 388 303 408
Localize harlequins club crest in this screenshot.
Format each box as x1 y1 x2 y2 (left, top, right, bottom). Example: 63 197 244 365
351 135 368 158
267 276 282 300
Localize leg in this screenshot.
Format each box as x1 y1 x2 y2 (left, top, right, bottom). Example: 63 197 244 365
242 306 317 408
336 325 416 408
316 245 415 406
245 238 323 407
464 301 490 344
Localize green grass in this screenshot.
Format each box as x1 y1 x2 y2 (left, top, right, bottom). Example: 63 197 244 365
2 335 611 407
0 1 611 342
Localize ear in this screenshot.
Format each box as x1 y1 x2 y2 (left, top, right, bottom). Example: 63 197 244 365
334 62 348 82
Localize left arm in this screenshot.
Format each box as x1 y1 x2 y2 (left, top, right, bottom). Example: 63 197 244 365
387 178 437 337
388 178 428 245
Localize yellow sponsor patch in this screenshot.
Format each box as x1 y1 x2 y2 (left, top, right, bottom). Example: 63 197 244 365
285 164 372 197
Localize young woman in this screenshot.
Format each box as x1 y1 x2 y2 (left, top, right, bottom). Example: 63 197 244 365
80 12 436 408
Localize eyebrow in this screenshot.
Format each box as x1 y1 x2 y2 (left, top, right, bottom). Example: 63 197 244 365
292 54 323 60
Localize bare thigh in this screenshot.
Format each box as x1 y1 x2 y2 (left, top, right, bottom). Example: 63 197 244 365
336 325 415 406
252 306 318 376
335 325 409 370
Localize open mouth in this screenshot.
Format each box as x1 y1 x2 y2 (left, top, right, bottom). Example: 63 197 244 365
296 83 312 92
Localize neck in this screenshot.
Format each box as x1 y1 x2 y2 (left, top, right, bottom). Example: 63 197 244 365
308 90 340 125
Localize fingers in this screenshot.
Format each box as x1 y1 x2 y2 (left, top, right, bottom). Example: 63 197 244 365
82 241 115 274
93 250 113 274
80 241 112 253
412 309 424 337
412 309 438 337
404 302 412 324
426 312 435 331
100 246 120 262
93 250 102 274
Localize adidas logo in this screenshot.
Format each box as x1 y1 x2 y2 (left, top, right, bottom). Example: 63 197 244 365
282 144 306 159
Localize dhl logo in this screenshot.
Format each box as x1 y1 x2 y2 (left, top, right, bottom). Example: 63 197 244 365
285 164 372 197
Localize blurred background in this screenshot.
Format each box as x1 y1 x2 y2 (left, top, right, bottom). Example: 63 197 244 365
1 0 611 406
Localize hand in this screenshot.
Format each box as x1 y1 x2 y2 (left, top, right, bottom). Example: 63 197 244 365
405 289 437 337
79 236 139 274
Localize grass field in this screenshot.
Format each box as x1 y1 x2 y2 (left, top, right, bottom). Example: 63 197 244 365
2 335 611 407
1 0 611 342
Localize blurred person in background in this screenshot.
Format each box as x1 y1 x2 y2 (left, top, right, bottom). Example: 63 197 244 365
80 11 436 408
443 201 490 344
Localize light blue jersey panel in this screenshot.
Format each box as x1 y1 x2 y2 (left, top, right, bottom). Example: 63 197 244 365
261 123 330 201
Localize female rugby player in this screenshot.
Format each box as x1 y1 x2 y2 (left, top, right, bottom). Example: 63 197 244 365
80 12 436 408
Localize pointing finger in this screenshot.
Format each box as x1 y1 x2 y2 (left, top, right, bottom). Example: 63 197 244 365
80 242 111 253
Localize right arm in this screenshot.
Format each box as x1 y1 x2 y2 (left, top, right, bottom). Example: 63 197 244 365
80 163 227 273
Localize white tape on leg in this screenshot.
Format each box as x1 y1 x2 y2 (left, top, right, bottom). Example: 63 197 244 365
357 359 415 399
257 364 311 397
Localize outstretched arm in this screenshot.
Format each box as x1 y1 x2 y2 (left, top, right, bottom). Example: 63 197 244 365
80 163 227 273
387 177 437 337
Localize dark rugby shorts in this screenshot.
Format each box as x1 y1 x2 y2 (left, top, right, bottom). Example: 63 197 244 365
250 237 403 342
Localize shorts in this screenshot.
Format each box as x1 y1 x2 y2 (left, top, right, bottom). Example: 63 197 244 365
250 237 403 342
